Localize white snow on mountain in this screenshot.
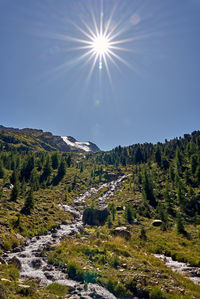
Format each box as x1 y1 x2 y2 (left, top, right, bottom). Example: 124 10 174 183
61 136 91 152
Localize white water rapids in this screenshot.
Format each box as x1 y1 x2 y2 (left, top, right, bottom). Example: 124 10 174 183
3 175 127 298
154 254 200 285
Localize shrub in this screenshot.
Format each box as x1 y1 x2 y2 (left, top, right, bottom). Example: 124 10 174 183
83 270 98 283
46 283 68 297
150 286 168 299
68 262 84 282
139 227 147 240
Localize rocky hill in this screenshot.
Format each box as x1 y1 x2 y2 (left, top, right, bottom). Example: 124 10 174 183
0 125 100 153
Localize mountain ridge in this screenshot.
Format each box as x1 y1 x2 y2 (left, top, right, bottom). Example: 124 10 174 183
0 125 100 153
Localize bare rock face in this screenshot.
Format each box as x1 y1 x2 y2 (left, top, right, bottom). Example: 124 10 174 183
152 219 162 227
82 206 110 226
114 227 131 239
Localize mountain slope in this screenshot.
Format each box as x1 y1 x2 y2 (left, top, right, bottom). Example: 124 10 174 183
0 129 200 298
0 125 100 153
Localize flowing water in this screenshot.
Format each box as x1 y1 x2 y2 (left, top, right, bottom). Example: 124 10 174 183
3 175 127 298
155 254 200 285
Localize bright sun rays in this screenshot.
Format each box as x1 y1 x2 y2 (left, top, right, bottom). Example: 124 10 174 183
65 5 135 82
40 1 157 84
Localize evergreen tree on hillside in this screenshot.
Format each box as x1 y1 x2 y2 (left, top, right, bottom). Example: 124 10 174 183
20 155 35 182
142 170 157 207
10 182 20 202
30 168 39 191
10 168 19 185
196 166 200 185
176 213 186 234
58 159 66 179
40 156 52 183
21 189 34 214
169 165 175 183
51 152 60 170
125 204 135 224
163 184 174 215
175 147 183 174
0 161 4 179
190 154 198 175
155 146 162 167
66 155 72 167
134 147 143 164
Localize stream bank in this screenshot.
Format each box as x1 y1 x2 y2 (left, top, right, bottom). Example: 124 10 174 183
2 176 127 298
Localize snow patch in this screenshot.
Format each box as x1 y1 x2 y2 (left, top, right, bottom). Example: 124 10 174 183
61 136 91 152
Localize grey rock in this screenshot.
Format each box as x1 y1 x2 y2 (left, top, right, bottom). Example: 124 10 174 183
114 227 131 239
31 258 42 269
3 183 14 189
152 219 162 226
82 206 110 226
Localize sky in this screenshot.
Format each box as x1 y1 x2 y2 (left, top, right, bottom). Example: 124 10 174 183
0 0 200 151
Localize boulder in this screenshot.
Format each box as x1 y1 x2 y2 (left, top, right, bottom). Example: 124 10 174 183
116 206 125 211
82 206 110 226
15 233 26 242
31 258 42 269
132 219 140 225
152 220 162 227
3 183 14 189
114 227 131 239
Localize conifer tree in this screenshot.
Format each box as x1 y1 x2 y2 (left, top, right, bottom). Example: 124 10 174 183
10 169 19 185
40 156 52 183
10 182 20 202
195 165 200 185
20 155 35 182
155 146 162 167
30 168 39 191
169 165 175 183
21 189 34 214
142 170 157 207
164 184 174 215
0 161 4 179
125 204 135 224
190 154 198 175
58 159 66 179
176 213 185 234
51 152 59 170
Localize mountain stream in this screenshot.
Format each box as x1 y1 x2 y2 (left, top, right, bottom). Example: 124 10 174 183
3 175 127 299
154 254 200 285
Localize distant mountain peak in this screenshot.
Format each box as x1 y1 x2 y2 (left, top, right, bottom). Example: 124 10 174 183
0 125 100 153
61 136 99 153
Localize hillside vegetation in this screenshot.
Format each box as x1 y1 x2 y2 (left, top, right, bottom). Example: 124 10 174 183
0 130 199 298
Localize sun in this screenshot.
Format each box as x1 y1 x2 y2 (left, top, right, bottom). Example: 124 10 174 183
91 35 110 55
58 6 134 81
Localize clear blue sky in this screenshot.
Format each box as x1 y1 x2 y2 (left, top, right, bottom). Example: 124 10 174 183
0 0 199 150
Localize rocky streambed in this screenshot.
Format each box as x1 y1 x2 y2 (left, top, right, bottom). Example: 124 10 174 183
155 254 200 285
2 175 127 299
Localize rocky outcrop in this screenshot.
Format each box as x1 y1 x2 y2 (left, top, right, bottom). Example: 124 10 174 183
113 227 131 239
82 206 110 226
